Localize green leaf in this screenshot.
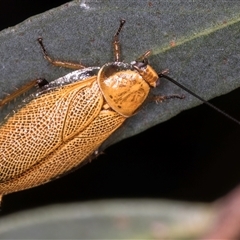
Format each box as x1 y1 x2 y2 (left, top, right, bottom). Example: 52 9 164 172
0 199 213 239
0 0 240 148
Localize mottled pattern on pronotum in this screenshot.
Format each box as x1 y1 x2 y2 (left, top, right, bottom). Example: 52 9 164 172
0 20 173 202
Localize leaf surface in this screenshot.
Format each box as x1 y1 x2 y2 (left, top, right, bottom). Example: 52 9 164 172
0 0 240 147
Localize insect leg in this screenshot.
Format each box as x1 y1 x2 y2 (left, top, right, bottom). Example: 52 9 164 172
153 94 185 103
38 38 86 70
0 78 48 107
136 50 151 62
113 19 126 62
159 73 240 126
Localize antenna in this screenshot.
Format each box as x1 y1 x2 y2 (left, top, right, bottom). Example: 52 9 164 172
159 73 240 126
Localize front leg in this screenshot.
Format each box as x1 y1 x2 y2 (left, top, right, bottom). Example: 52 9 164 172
153 94 185 104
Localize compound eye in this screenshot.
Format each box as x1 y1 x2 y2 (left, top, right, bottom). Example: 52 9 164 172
132 58 148 70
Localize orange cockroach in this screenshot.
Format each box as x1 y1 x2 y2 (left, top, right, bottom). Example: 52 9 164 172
0 20 239 203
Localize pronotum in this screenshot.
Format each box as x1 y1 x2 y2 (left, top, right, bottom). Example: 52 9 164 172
0 19 239 204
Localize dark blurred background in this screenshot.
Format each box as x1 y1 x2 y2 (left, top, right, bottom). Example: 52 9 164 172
0 0 240 216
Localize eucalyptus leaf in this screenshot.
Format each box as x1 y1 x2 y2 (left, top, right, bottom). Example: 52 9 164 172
0 200 213 239
0 0 240 148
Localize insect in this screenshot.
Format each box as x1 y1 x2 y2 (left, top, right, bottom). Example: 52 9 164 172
0 20 239 204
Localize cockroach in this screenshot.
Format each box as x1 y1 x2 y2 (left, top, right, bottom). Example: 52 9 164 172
0 19 239 204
